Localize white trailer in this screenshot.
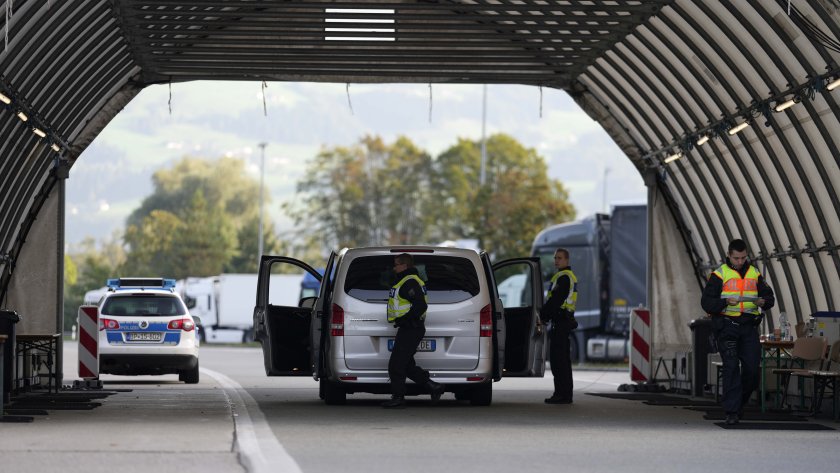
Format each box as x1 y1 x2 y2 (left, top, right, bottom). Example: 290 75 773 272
184 273 303 343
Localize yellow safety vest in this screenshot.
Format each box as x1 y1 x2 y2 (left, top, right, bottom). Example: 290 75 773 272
546 268 577 312
387 274 428 322
713 264 761 316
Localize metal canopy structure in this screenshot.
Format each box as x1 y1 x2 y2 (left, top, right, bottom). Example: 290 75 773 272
1 1 839 362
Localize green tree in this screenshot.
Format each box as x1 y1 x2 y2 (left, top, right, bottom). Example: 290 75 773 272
123 156 283 276
169 190 239 278
63 234 126 331
288 133 572 260
286 135 433 249
379 136 434 244
430 133 575 260
128 157 261 230
226 214 286 273
122 209 185 277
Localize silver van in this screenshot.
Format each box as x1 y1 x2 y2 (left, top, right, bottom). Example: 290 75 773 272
253 246 545 405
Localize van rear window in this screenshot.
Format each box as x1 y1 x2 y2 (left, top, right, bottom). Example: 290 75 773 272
343 255 480 304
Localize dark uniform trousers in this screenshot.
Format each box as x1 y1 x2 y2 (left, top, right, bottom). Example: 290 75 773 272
549 329 573 400
388 325 431 397
715 317 761 414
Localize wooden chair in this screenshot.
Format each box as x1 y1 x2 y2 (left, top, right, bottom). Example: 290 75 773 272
794 322 806 338
792 340 840 420
771 336 828 409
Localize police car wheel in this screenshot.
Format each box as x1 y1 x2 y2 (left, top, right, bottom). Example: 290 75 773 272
179 361 200 384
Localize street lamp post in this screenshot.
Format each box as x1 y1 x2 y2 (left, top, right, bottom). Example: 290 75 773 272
480 84 487 186
602 166 610 213
258 142 267 268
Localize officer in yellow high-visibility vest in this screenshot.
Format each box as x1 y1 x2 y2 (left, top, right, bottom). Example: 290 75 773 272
382 253 444 409
538 247 578 404
701 238 775 425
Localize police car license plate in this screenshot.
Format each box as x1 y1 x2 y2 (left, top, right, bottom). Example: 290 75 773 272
387 339 436 352
127 332 162 342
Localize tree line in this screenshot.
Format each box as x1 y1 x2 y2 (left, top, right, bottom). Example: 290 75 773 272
64 133 575 328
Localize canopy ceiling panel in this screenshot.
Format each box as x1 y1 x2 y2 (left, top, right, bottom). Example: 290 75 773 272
1 0 838 325
574 0 840 320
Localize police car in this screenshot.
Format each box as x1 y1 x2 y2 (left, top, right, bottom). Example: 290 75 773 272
97 278 200 383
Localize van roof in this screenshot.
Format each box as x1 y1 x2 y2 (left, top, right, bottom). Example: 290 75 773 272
342 245 479 255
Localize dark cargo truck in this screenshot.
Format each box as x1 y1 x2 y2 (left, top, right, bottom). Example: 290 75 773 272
530 204 647 362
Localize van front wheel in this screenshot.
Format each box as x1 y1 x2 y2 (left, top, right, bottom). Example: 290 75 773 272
469 382 492 406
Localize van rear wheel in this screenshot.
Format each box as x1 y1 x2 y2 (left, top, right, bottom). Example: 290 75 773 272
321 378 346 405
469 382 492 406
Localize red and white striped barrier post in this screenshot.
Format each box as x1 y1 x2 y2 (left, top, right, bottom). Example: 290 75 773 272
630 307 651 383
77 306 100 386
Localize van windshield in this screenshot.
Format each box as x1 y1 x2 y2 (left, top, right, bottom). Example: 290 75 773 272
344 255 480 304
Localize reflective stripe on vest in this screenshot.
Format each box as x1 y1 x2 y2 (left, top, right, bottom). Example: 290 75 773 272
546 269 578 312
387 274 428 322
713 264 761 316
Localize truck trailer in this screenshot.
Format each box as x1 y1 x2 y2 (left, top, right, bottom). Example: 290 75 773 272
183 273 303 343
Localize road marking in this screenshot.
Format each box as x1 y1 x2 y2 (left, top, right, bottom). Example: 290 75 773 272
202 368 302 473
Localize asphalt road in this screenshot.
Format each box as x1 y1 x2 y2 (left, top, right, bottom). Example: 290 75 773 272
2 343 839 473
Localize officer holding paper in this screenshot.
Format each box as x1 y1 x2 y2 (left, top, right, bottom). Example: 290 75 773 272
701 239 775 425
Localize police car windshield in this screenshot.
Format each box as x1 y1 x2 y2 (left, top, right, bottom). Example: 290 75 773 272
344 255 480 304
101 295 187 317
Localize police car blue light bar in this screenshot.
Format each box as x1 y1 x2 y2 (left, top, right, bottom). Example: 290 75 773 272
106 278 176 291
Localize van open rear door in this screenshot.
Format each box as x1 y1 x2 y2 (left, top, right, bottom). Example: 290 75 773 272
492 257 546 377
311 251 336 383
254 255 322 376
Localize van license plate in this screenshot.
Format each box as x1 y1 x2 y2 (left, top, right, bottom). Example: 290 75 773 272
387 339 436 352
127 332 162 341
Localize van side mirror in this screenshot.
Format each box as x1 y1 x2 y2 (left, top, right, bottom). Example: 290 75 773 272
299 297 317 309
184 295 196 309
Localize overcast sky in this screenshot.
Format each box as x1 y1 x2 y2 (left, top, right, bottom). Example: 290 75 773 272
66 81 646 247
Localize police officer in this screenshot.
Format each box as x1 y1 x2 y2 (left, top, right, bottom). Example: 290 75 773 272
539 248 578 404
382 253 445 408
701 238 774 425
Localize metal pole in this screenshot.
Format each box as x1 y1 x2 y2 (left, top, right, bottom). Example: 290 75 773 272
56 164 66 389
480 84 487 186
257 142 267 267
602 166 610 213
644 168 656 382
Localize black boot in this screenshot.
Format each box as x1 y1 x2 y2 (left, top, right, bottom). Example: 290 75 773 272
545 395 572 404
725 413 739 425
427 381 445 403
382 396 406 409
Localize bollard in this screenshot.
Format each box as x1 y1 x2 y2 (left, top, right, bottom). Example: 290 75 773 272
76 306 102 389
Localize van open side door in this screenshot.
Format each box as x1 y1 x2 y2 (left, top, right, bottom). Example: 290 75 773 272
481 252 505 381
254 255 322 376
492 257 546 377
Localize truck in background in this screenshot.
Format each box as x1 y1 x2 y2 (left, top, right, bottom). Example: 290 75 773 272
530 204 647 362
183 273 304 343
83 286 110 305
